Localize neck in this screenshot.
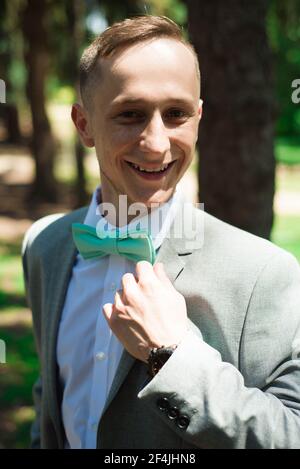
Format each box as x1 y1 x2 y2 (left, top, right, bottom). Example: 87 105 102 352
97 173 174 228
96 175 150 227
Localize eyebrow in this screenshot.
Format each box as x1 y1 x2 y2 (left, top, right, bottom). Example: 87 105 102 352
111 96 196 108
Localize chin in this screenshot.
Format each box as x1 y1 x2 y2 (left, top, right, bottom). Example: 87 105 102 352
133 188 175 207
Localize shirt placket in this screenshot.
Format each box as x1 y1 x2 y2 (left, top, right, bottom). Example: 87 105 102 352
85 254 125 448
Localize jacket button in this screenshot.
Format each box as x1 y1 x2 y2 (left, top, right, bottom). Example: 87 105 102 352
156 397 170 412
176 415 190 429
167 406 179 420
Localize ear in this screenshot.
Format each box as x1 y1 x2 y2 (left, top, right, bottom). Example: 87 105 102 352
198 99 203 120
71 103 95 147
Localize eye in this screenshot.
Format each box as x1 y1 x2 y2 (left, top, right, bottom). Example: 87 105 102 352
164 108 189 121
117 110 144 121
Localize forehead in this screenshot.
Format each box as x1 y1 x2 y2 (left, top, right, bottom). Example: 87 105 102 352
97 38 199 104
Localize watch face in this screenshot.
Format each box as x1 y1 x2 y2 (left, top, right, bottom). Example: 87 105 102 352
154 349 174 366
158 351 173 362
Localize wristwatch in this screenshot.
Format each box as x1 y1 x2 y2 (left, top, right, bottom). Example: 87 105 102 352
147 344 178 378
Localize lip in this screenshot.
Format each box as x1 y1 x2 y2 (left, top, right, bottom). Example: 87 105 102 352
125 160 176 181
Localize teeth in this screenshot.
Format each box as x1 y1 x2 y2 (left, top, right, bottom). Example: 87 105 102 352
131 163 170 172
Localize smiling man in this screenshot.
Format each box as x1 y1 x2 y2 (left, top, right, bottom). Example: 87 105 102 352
22 16 300 449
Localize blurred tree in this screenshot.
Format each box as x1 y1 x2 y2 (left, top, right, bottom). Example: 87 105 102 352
144 0 187 25
64 0 89 207
0 0 22 144
22 0 58 202
99 0 143 24
187 0 276 239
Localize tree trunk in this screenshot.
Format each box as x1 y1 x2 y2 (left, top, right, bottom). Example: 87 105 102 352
3 104 22 143
22 0 58 202
0 0 22 144
65 0 89 207
0 102 22 144
187 0 276 239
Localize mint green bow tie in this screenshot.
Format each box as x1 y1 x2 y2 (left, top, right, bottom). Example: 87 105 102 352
72 223 156 265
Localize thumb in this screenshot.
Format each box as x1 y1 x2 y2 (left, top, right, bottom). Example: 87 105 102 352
103 303 113 323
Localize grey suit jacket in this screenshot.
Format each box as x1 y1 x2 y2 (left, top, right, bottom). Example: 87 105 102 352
22 202 300 449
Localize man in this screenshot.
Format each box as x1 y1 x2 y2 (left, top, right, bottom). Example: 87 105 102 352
22 15 300 449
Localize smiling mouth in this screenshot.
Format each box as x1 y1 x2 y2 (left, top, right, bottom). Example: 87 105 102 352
125 160 176 179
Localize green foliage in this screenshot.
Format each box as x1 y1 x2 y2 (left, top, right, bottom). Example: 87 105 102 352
275 137 300 165
267 0 300 137
0 0 27 105
97 0 143 25
0 238 38 449
272 214 300 262
144 0 187 25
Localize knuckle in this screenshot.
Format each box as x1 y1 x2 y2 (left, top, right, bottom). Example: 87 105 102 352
138 275 153 290
122 272 133 284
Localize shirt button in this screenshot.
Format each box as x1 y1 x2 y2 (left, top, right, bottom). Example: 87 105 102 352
95 351 106 361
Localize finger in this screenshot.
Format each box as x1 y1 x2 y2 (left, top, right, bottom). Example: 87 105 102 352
135 260 156 287
153 262 173 286
103 302 113 323
115 289 125 310
121 272 138 290
121 272 139 303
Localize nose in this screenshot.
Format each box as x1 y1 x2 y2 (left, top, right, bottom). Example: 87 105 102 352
139 111 170 155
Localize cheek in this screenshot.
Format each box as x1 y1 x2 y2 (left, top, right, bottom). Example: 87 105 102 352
171 126 197 157
104 118 139 142
105 125 139 156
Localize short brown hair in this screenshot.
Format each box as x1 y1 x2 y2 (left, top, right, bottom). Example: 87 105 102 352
79 15 200 108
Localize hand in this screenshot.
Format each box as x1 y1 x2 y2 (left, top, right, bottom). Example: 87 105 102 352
103 261 188 363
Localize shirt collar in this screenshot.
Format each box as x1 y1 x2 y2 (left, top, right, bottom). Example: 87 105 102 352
83 186 183 250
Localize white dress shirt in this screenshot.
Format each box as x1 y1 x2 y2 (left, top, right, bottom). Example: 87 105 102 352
56 186 182 449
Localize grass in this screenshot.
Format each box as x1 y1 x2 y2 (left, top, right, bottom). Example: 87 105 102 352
0 239 38 449
0 317 38 449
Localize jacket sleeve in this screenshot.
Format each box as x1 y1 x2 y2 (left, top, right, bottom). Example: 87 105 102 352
30 375 42 449
22 227 42 449
21 213 68 449
137 250 300 449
